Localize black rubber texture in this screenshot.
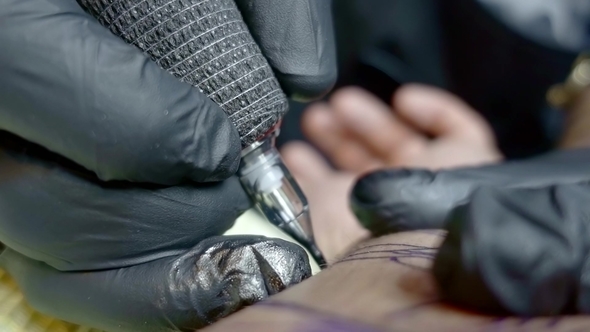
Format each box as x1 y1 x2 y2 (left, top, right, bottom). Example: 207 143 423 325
78 0 288 147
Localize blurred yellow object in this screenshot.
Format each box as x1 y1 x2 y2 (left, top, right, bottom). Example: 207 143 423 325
547 53 590 109
0 268 102 332
0 209 320 332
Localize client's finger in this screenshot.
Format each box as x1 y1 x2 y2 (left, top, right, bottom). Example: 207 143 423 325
394 84 495 145
330 87 425 161
282 141 333 181
282 142 371 261
302 104 382 172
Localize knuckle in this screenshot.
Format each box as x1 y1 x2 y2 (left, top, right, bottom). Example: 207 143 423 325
181 111 241 182
330 86 366 105
387 140 424 167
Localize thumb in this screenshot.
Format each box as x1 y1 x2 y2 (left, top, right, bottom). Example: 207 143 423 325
393 84 495 145
1 236 310 332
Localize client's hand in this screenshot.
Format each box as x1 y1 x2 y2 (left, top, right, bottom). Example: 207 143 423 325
282 85 502 262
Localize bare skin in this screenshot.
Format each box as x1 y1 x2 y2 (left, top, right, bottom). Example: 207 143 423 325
281 84 503 262
205 231 590 332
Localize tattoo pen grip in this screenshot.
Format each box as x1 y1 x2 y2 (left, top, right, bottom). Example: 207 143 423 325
77 0 325 264
239 133 326 266
77 0 287 146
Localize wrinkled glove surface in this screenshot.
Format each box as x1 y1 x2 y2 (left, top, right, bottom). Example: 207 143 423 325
351 148 590 316
0 0 335 330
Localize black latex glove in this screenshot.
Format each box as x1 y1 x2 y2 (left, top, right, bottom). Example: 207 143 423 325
0 0 334 330
351 148 590 316
234 0 337 101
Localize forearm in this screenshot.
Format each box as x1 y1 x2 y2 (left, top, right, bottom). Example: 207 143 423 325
205 231 590 332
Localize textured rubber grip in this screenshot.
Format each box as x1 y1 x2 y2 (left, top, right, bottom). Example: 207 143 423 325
78 0 288 147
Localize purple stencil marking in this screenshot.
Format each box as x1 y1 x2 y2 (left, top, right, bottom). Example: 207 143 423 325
256 301 388 332
336 243 437 270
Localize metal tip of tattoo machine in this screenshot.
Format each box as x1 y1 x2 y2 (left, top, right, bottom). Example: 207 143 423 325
238 130 326 268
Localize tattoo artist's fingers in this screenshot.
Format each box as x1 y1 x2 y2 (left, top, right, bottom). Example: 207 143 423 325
234 0 337 101
0 0 241 185
329 87 426 162
1 236 311 332
301 103 383 172
0 132 250 272
393 84 496 145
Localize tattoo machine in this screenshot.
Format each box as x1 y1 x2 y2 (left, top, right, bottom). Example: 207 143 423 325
77 0 326 266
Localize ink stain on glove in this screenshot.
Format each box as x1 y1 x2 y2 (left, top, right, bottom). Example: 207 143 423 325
169 235 311 328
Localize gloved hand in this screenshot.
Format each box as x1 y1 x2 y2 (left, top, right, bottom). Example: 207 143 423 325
0 0 335 331
234 0 337 101
351 148 590 316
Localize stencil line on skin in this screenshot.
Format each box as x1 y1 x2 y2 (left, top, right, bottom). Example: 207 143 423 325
255 301 390 332
297 239 582 332
336 243 438 269
351 245 571 331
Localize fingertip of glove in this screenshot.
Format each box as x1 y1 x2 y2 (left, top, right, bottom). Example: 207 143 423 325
185 235 311 323
253 238 312 288
352 168 436 202
350 169 438 234
277 71 337 102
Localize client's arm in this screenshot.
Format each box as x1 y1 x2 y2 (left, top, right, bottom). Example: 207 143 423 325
205 231 590 332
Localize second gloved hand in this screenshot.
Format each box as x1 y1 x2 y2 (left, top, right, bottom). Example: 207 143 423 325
351 148 590 316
